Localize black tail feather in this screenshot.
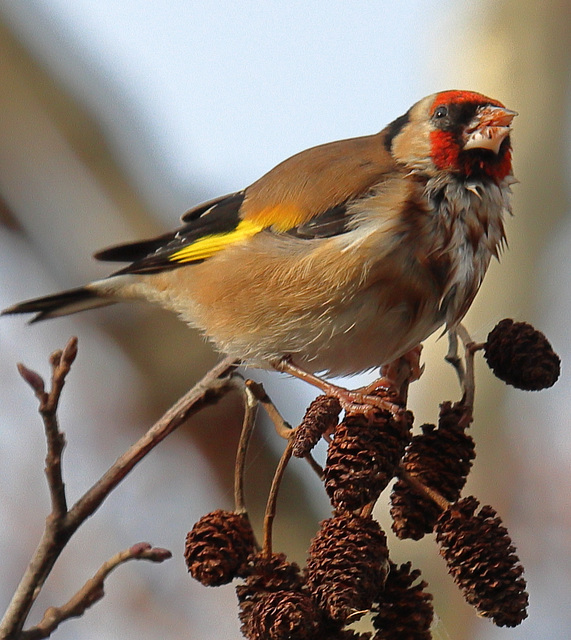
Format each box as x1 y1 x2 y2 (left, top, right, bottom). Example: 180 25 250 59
2 287 113 323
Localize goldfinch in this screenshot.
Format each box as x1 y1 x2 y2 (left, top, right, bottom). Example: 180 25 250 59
3 90 516 388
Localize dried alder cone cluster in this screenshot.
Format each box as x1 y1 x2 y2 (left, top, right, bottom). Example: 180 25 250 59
184 319 560 639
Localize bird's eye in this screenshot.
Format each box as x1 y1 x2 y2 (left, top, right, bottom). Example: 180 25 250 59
434 106 448 119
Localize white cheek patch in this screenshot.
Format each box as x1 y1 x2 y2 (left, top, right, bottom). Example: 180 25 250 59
389 98 435 171
391 121 433 170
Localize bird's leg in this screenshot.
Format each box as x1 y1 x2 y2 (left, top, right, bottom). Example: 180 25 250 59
385 345 424 384
351 345 424 404
274 357 402 415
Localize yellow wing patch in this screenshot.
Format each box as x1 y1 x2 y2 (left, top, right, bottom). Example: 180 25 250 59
246 202 308 232
169 201 313 264
168 219 265 264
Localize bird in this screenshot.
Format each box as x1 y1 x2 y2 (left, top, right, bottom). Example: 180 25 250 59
3 90 516 404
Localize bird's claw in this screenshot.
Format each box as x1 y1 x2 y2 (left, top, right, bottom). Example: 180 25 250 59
274 356 402 416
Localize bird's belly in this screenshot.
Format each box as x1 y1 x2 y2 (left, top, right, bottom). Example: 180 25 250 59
195 284 443 377
139 237 448 376
289 295 444 376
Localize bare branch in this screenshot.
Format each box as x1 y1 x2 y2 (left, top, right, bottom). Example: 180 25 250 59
42 339 78 520
445 329 465 386
17 349 69 520
44 337 78 414
20 543 172 640
303 452 324 480
456 324 476 409
246 380 292 439
234 379 258 515
397 467 451 513
63 354 238 530
446 325 484 414
262 437 294 557
0 344 238 640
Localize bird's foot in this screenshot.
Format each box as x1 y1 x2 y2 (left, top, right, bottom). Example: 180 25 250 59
381 345 423 383
274 357 402 415
373 345 424 400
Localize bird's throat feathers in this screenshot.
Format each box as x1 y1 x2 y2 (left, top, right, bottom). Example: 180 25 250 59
430 129 513 181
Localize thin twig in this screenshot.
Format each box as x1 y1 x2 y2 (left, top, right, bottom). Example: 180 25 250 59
3 340 79 638
398 467 451 512
246 380 292 439
262 437 294 557
0 347 238 640
43 340 78 519
16 339 77 522
45 339 77 412
303 452 324 480
245 379 317 550
20 543 171 640
248 381 328 479
234 379 259 515
456 324 476 409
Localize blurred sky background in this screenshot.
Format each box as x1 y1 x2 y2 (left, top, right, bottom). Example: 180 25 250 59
0 1 569 639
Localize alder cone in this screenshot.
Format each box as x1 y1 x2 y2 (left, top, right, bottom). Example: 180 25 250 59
293 395 341 457
237 553 304 637
435 496 528 627
184 510 255 586
373 561 433 640
248 590 319 640
306 513 389 624
484 319 560 390
325 408 412 512
390 401 474 540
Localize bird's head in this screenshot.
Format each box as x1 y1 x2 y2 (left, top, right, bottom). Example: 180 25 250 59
386 90 517 181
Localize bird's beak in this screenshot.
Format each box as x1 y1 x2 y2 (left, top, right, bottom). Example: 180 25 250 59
463 105 518 154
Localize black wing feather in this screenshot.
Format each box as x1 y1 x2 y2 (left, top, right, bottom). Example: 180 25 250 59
95 190 357 276
285 203 350 238
180 191 245 222
95 192 245 274
94 232 178 262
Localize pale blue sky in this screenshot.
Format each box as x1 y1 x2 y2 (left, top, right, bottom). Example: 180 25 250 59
0 0 459 212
